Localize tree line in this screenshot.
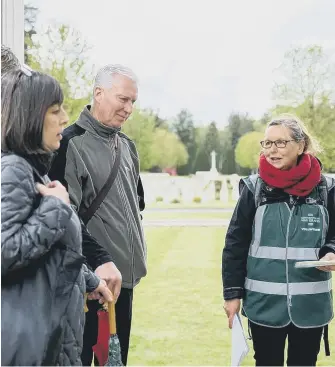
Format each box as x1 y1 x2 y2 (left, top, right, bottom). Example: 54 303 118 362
25 6 335 174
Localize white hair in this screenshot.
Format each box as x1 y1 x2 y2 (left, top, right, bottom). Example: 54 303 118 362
94 64 138 89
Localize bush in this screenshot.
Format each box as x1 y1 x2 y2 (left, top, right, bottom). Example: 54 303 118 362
171 198 180 204
193 197 202 203
156 196 163 202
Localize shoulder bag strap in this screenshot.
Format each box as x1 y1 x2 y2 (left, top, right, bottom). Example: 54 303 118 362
80 134 122 225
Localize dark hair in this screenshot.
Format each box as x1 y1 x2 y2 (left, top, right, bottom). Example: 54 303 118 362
1 69 64 155
1 45 20 75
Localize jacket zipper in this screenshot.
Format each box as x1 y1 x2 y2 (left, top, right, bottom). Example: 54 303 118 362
286 195 297 312
108 133 117 153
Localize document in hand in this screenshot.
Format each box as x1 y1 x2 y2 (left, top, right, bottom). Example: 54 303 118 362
295 260 335 268
231 314 249 367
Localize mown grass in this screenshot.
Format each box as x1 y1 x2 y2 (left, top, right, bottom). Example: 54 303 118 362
128 227 335 366
142 211 233 221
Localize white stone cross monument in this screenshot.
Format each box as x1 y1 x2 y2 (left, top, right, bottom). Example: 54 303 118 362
210 150 218 173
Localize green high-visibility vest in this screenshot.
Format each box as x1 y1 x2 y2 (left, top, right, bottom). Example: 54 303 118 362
242 174 333 328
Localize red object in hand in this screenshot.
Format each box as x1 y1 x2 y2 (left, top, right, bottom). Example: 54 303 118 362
92 310 110 366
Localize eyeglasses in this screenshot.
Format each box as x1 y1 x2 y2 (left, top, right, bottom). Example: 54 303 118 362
260 139 295 149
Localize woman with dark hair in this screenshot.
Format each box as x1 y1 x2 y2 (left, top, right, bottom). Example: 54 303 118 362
222 114 335 366
1 68 113 366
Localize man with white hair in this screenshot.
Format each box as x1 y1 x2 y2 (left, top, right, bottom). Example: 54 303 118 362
49 64 146 366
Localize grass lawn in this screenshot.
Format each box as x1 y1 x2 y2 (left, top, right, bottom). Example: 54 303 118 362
128 227 335 366
145 201 237 210
142 211 233 220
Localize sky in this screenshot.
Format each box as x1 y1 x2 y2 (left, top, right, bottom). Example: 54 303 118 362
28 0 335 127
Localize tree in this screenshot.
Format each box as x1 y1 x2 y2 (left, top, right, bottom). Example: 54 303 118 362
253 113 271 133
228 113 254 150
219 113 254 174
192 128 207 172
152 129 188 169
218 130 235 174
173 109 197 175
273 100 335 171
235 131 263 170
272 45 335 172
204 121 220 158
122 108 188 171
273 45 335 106
192 127 210 172
26 24 94 123
122 109 156 171
146 109 170 130
24 4 38 64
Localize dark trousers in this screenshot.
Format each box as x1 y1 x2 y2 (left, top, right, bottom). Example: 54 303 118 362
81 288 133 366
249 321 323 366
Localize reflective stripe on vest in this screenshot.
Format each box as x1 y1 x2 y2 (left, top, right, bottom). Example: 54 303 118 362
243 187 333 328
249 246 319 260
245 278 332 295
250 204 266 250
250 203 328 261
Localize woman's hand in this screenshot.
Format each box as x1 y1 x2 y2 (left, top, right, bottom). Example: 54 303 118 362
36 181 70 204
88 279 114 304
224 298 241 329
317 252 335 272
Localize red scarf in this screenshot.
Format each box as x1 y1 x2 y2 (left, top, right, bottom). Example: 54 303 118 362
259 153 321 197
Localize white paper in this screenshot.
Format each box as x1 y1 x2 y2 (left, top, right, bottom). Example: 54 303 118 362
295 260 335 268
231 314 249 367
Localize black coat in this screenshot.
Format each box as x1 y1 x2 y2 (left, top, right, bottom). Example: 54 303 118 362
1 154 99 365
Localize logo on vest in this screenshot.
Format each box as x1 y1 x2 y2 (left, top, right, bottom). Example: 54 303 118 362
301 213 321 231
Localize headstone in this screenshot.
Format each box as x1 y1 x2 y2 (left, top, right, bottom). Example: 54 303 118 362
164 179 180 203
141 173 170 203
180 179 196 203
230 174 240 201
202 180 216 202
220 179 229 202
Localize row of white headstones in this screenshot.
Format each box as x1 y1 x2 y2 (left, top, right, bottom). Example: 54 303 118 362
141 172 335 204
141 173 241 204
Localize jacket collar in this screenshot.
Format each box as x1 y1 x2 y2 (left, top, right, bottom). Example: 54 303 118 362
18 152 55 177
76 105 121 139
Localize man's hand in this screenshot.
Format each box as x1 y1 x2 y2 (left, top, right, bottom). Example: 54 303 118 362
88 279 114 304
317 252 335 272
95 262 122 302
224 299 241 329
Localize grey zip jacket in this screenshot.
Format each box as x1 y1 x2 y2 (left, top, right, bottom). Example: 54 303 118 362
49 106 147 288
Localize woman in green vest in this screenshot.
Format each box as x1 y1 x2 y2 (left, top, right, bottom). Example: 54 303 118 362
222 114 335 366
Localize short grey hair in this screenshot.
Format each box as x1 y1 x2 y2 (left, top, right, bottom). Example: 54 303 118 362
268 114 322 155
94 64 138 89
1 45 20 76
